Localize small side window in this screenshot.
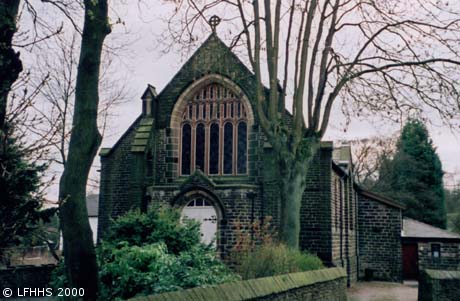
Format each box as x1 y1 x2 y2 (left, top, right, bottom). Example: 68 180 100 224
431 244 441 258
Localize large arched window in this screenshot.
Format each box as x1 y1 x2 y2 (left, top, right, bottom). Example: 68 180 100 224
179 83 248 175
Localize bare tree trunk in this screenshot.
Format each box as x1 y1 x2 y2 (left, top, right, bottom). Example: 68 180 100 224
0 0 22 144
276 137 320 248
58 0 110 299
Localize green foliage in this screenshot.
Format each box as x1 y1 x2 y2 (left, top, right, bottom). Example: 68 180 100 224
446 187 460 233
446 187 460 213
375 119 446 228
48 207 238 300
229 218 323 280
448 213 460 233
104 207 201 255
0 132 46 257
19 214 60 248
235 243 323 280
98 242 238 300
49 261 69 289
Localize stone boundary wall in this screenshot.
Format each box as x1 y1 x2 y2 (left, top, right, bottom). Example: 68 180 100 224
0 265 56 297
129 268 347 301
419 269 460 301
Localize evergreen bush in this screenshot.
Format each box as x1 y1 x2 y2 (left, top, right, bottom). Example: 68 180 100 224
51 207 239 300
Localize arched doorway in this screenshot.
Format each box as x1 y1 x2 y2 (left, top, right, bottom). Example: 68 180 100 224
181 197 218 245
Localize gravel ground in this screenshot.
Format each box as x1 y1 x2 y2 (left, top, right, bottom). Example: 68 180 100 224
347 281 418 301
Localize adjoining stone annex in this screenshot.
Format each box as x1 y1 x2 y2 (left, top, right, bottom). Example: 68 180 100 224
97 32 407 286
402 218 460 279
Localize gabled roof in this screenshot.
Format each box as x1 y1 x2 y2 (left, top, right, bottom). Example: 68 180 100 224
102 33 261 157
355 185 406 209
131 117 154 152
141 84 157 100
333 145 352 165
402 218 460 240
154 33 260 127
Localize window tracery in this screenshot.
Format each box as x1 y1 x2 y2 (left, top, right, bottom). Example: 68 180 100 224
180 83 248 175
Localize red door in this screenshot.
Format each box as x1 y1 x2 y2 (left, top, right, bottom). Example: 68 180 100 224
403 243 419 279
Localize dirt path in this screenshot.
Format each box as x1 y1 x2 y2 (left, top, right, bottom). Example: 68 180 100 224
347 281 418 301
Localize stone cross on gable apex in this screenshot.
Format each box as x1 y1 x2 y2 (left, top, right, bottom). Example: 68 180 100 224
209 15 221 32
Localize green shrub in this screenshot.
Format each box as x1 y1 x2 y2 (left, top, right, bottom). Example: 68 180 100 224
235 243 324 280
97 207 238 300
104 207 201 254
98 242 238 300
49 260 68 289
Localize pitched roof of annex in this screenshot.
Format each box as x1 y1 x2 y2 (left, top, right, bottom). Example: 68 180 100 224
402 217 460 240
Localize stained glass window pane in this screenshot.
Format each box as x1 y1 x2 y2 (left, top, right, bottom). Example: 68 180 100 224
181 124 191 175
224 123 233 174
195 124 205 171
237 122 247 174
209 123 219 174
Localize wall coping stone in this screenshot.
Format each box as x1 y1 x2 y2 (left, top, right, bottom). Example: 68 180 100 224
128 268 346 301
425 269 460 280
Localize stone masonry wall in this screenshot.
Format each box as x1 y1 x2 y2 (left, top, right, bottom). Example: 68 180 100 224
300 146 333 263
98 118 144 240
98 32 363 287
128 268 347 301
0 265 56 297
148 184 261 261
358 193 403 282
418 241 460 271
330 168 358 286
419 269 460 301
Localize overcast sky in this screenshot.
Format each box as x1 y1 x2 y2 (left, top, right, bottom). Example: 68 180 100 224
25 1 460 199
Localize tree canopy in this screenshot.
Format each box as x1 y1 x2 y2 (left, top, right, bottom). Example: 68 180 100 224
375 119 446 228
165 0 460 248
0 129 44 255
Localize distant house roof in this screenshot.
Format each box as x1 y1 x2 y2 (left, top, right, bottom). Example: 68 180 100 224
332 145 352 165
402 218 460 240
332 144 353 177
86 194 99 217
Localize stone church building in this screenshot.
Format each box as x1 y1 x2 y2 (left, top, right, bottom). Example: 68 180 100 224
97 32 406 285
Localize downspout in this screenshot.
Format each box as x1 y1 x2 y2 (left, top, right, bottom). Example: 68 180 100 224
339 180 344 267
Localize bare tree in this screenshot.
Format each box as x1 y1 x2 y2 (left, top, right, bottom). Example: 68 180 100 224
31 31 128 175
166 0 460 248
1 0 66 148
345 136 397 189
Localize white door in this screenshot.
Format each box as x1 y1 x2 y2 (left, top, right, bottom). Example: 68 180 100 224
181 197 217 246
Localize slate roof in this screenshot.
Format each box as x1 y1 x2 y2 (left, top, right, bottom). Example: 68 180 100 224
402 217 460 239
355 186 406 209
131 117 154 152
86 194 99 217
